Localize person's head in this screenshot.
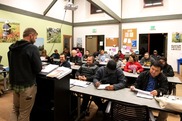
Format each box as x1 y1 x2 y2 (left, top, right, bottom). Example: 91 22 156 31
159 57 167 67
71 50 77 57
23 28 38 44
86 55 95 65
106 60 117 73
41 49 47 57
76 48 80 52
100 50 104 55
114 54 119 62
129 53 137 62
118 50 121 55
144 52 150 59
60 53 66 63
153 50 158 55
150 61 163 78
85 50 90 55
54 49 58 53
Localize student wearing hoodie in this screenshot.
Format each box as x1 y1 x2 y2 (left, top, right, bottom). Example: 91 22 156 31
8 28 42 121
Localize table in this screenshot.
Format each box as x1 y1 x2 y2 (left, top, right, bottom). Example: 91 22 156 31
70 84 182 116
123 71 182 95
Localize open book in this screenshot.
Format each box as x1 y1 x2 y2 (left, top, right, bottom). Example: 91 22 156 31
97 84 110 90
46 66 71 79
134 88 153 99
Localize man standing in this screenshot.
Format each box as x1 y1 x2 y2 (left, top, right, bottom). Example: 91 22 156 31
75 55 98 116
8 28 42 121
130 61 168 121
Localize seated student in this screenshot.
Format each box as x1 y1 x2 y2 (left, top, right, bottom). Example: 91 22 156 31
76 48 83 58
117 50 125 60
70 49 81 65
62 47 70 57
93 60 126 114
130 61 169 121
159 57 174 94
56 53 71 68
40 49 49 58
151 50 161 61
140 52 155 67
97 50 110 62
75 55 98 116
124 53 144 74
50 49 60 59
83 50 90 61
113 54 123 69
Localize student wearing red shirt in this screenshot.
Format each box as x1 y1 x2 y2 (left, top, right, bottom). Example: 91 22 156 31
124 53 144 73
117 50 125 60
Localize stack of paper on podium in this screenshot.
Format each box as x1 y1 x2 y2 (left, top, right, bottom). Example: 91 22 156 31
70 79 90 88
41 64 59 73
134 88 153 99
46 66 72 79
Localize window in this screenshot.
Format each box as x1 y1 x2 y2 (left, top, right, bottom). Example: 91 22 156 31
144 0 163 7
90 4 103 14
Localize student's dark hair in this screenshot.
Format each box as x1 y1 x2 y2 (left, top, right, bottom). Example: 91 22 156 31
151 61 163 70
130 53 137 62
23 28 38 37
107 60 116 70
160 56 167 62
60 53 66 58
118 50 121 53
114 54 119 60
87 55 95 62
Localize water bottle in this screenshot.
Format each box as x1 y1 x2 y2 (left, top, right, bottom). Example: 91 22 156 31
133 68 136 74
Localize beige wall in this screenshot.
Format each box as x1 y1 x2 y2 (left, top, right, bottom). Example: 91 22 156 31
0 10 72 66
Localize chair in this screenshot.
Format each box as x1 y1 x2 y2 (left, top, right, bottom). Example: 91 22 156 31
108 101 155 121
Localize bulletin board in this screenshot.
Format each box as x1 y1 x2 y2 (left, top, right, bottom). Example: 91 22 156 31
122 28 137 48
106 38 118 47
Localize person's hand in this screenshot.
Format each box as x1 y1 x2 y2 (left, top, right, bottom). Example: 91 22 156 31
105 85 114 90
130 86 135 91
128 70 132 73
82 76 87 81
150 90 158 96
78 76 84 81
94 82 101 87
137 70 140 74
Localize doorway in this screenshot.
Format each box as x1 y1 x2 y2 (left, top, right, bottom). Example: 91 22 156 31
63 35 72 52
85 35 104 55
139 33 167 57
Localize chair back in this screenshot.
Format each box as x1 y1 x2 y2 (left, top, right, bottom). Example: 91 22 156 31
111 101 149 121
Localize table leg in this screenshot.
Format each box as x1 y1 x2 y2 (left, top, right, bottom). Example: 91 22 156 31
75 94 81 121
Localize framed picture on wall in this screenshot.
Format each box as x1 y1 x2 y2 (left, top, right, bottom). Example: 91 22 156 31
0 20 20 43
47 27 61 43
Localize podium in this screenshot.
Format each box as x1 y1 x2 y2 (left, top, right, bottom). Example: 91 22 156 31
30 67 72 121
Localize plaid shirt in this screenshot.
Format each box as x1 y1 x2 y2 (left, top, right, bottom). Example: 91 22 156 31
11 84 33 93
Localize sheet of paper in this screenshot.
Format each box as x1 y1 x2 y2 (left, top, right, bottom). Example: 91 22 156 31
46 66 71 79
97 84 110 90
134 88 153 99
70 79 90 88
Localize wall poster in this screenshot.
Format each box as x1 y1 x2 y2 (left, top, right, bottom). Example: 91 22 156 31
122 28 137 49
0 20 20 43
47 27 61 43
172 32 182 43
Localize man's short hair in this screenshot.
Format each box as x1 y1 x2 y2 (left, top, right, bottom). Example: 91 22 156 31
87 55 95 62
23 28 38 37
160 56 167 62
60 53 66 58
107 60 116 70
151 61 163 70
